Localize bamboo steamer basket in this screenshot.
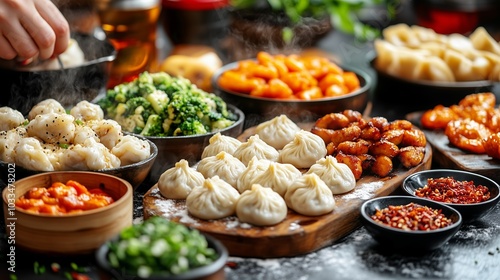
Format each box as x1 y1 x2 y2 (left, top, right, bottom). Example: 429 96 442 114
2 171 133 254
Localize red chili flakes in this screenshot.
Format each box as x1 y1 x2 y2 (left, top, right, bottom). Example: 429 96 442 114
415 177 491 204
370 202 453 231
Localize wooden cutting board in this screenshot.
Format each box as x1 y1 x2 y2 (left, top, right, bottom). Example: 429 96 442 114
406 112 500 182
143 125 433 258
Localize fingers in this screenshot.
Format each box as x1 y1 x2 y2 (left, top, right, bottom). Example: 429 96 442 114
34 0 70 58
0 35 17 60
0 0 69 61
2 21 40 61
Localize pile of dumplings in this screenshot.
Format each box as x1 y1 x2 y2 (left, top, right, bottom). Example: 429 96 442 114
0 99 151 171
157 115 357 227
374 23 500 82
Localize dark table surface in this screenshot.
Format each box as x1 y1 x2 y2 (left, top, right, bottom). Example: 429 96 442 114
2 13 500 280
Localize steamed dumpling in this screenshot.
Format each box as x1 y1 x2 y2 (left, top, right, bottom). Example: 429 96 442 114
285 173 335 216
26 112 76 144
236 184 288 226
70 100 104 122
87 119 123 150
442 49 491 81
158 159 205 199
111 135 151 166
236 157 271 193
59 138 121 170
251 161 302 197
201 132 242 158
470 26 500 56
0 127 27 162
255 115 301 150
186 176 240 220
306 156 356 194
0 107 25 131
233 134 279 165
73 125 99 145
28 99 66 120
197 151 246 188
279 130 327 169
14 137 54 171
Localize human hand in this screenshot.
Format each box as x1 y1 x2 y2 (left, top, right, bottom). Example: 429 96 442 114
0 0 70 62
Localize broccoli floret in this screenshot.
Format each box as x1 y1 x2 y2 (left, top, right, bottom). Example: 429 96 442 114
173 119 208 136
125 97 153 120
211 119 235 131
140 114 164 136
145 90 169 116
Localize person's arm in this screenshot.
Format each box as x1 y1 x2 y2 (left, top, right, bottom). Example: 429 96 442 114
0 0 70 61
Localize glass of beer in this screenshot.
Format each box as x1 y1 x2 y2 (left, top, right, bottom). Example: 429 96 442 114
97 0 161 88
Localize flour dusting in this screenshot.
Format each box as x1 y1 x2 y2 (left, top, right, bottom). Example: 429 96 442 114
342 181 384 200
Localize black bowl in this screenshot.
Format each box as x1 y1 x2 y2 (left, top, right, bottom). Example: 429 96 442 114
95 233 228 280
0 33 116 115
360 196 462 252
402 169 500 223
135 104 245 184
211 62 371 127
0 139 157 190
371 57 500 114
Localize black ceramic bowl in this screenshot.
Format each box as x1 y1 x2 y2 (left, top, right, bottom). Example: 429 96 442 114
0 139 157 190
95 232 228 280
371 57 500 114
360 196 462 252
211 62 371 127
136 104 245 184
0 33 116 116
402 169 500 223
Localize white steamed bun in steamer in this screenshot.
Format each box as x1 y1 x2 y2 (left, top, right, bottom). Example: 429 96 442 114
197 151 246 188
158 159 205 199
285 173 335 216
236 157 271 193
0 107 25 131
233 134 279 165
255 114 301 150
236 184 288 226
250 161 302 197
306 156 356 194
201 132 242 159
186 176 240 220
279 130 327 169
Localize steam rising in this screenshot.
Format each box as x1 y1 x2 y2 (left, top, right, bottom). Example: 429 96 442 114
1 33 115 115
224 10 331 61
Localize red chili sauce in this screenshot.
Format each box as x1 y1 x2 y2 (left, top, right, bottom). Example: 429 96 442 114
415 177 490 204
370 202 453 231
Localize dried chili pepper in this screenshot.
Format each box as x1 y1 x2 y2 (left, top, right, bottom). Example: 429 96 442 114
415 177 490 204
370 202 453 231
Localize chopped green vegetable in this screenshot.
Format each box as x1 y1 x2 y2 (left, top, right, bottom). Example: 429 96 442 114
97 71 237 137
107 216 218 278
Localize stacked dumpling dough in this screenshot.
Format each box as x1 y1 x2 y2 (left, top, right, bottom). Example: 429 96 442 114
0 99 151 171
157 115 357 226
374 23 500 82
